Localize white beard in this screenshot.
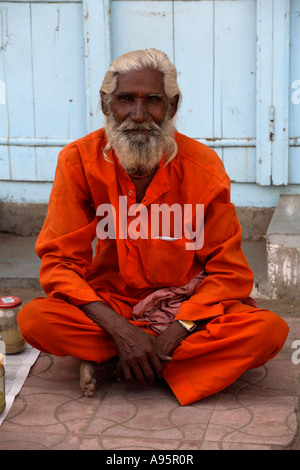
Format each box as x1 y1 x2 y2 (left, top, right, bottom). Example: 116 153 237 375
104 113 176 176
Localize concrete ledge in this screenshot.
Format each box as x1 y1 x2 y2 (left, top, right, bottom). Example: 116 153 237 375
0 202 47 236
0 201 274 241
236 206 274 241
267 195 300 248
0 232 41 289
267 195 300 299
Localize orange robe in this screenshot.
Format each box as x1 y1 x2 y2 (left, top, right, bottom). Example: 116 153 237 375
18 129 289 405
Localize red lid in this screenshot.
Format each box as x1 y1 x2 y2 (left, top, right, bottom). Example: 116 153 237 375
0 296 22 308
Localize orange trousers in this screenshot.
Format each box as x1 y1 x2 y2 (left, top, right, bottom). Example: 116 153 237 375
18 297 289 406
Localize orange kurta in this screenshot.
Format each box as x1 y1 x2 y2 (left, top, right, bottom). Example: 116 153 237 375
18 128 289 405
33 129 254 316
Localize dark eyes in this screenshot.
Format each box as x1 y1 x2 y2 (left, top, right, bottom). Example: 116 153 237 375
118 95 133 102
117 95 162 103
148 95 162 102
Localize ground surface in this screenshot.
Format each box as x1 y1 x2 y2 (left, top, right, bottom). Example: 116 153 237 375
0 234 299 450
0 286 299 451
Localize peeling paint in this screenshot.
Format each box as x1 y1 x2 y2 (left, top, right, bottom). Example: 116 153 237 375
54 6 61 45
267 243 300 287
0 8 13 52
138 11 167 18
269 105 275 142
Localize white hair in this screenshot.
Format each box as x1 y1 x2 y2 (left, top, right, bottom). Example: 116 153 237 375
100 49 181 166
100 48 182 105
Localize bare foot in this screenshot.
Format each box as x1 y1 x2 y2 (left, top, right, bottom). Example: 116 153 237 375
80 357 118 397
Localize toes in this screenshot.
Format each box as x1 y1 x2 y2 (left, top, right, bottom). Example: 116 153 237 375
79 358 118 397
80 361 96 397
83 379 96 397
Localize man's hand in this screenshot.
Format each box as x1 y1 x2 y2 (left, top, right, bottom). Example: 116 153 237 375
79 301 172 385
155 321 190 357
112 321 172 384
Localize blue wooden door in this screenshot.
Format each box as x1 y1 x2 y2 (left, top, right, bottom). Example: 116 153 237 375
108 0 298 187
0 0 86 184
290 0 300 186
0 0 299 205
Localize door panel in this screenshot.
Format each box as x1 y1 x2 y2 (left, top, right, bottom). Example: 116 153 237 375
1 0 298 191
0 1 86 182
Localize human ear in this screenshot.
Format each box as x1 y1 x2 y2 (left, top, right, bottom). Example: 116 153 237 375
100 91 109 116
169 94 179 119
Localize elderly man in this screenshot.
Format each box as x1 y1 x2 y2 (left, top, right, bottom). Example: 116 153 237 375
18 49 288 406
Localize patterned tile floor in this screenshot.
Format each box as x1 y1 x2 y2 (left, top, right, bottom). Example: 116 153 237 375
0 311 299 451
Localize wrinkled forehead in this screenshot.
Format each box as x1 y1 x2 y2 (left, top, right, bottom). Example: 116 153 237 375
114 68 166 97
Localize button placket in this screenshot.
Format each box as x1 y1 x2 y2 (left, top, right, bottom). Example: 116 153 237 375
126 187 137 236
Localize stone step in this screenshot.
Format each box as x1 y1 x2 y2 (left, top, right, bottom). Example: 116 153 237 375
0 232 41 289
0 231 271 299
1 221 296 300
266 195 300 299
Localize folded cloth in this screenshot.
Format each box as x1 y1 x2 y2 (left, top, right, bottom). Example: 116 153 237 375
132 271 206 333
132 270 257 333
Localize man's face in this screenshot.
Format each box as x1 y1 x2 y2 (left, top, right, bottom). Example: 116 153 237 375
108 68 173 127
102 68 178 176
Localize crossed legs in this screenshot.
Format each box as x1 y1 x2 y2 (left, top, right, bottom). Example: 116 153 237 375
17 297 289 405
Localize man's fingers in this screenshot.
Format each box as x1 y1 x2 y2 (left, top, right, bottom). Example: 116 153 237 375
158 352 173 362
116 355 164 384
154 342 173 363
133 363 150 384
114 361 124 382
116 358 154 384
146 339 173 379
113 328 172 385
146 351 164 380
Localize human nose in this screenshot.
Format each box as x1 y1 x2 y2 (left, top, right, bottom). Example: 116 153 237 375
130 101 148 122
